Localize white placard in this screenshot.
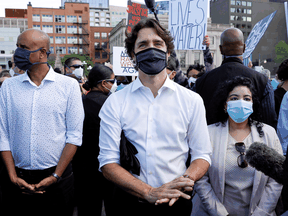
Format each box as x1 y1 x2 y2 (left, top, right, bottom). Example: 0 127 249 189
169 0 208 50
113 47 138 76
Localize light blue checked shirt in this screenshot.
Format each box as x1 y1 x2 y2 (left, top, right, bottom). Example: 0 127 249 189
0 67 84 170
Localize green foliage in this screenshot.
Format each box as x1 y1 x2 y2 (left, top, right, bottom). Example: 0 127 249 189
275 40 288 63
61 54 94 76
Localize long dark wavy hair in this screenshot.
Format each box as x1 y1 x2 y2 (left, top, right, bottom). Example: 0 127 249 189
212 76 264 137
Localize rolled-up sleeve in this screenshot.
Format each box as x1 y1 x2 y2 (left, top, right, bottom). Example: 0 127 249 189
65 80 84 146
0 83 10 151
98 94 122 170
277 91 288 155
188 94 212 165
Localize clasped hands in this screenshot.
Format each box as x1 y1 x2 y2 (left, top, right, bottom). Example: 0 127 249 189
145 176 194 207
11 175 58 195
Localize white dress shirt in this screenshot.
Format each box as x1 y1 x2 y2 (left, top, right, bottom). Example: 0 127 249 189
277 91 288 155
98 76 212 188
0 67 84 170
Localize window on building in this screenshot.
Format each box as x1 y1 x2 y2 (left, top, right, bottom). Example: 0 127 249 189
68 47 78 54
242 16 246 21
210 36 214 45
67 26 77 34
90 17 94 22
247 24 252 29
194 52 200 65
101 32 107 39
90 22 94 26
102 52 108 59
94 32 100 39
236 0 241 5
100 12 105 16
18 20 24 26
50 36 54 44
247 9 252 14
50 47 54 54
236 24 240 28
67 36 77 44
90 12 94 16
78 16 82 23
247 1 252 6
33 25 41 30
95 18 100 22
102 42 107 49
242 1 246 6
95 42 100 49
106 13 110 17
231 0 235 5
106 23 110 27
55 36 66 44
56 47 66 54
42 25 53 33
1 50 5 54
101 18 105 22
55 15 65 23
95 51 100 58
242 24 246 28
42 15 53 22
230 16 235 21
95 12 99 16
55 25 66 34
95 23 100 26
106 18 110 22
230 8 235 13
236 8 241 13
242 8 246 13
32 14 40 22
100 23 105 26
67 16 77 23
247 17 251 22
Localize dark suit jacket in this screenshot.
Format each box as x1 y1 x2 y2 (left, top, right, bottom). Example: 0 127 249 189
195 57 277 129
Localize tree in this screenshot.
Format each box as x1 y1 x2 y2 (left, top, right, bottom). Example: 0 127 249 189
275 40 288 63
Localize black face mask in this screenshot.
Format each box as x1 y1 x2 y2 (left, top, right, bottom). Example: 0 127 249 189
135 48 167 75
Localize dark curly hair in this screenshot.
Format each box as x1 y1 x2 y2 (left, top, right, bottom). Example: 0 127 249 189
276 58 288 81
212 76 264 137
82 63 113 91
125 18 174 69
187 64 205 74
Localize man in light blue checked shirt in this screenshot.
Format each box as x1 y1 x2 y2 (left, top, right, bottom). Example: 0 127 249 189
0 29 84 216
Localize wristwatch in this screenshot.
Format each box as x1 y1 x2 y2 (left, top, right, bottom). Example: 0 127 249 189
52 172 62 183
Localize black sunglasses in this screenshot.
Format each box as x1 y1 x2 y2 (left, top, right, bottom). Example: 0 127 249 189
70 65 84 69
97 79 116 84
235 142 248 168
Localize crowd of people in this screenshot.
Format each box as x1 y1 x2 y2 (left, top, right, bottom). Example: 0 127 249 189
1 17 288 216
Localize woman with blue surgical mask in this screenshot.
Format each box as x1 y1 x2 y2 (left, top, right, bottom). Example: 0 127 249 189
192 76 282 216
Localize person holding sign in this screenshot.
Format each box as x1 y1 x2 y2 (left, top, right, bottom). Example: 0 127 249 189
193 28 277 130
98 18 212 216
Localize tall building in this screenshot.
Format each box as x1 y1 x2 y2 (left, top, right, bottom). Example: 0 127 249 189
27 2 91 58
61 0 109 9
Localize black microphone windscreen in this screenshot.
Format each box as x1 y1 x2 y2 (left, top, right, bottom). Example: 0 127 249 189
246 142 285 184
145 0 155 10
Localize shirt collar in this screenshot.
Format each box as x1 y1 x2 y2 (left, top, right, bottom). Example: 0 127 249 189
21 66 56 83
131 75 176 93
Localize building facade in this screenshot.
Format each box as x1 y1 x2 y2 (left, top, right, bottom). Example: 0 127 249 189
61 0 109 8
27 2 91 59
90 26 113 63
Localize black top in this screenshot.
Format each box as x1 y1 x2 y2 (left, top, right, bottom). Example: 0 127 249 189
274 87 287 118
195 57 277 129
73 90 108 169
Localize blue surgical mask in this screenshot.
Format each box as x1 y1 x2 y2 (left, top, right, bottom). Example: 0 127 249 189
14 47 50 71
227 100 253 123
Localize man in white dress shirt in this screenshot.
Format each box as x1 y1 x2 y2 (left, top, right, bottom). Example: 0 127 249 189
0 29 84 216
98 18 212 216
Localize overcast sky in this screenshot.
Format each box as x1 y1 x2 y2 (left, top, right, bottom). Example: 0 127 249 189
0 0 146 17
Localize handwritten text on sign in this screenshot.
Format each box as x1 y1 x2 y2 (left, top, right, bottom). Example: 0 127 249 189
243 11 277 59
126 0 148 34
113 47 138 76
169 0 208 50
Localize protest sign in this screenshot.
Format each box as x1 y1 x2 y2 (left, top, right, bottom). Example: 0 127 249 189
285 2 288 39
113 47 138 76
169 0 208 50
243 11 277 59
126 0 148 34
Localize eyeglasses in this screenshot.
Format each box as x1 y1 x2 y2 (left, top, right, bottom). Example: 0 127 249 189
70 65 84 69
235 142 248 168
97 79 116 84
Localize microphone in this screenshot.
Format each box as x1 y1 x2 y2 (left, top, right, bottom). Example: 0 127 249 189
245 142 286 184
144 0 159 21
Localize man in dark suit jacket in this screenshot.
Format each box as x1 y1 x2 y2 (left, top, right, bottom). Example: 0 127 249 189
193 28 277 129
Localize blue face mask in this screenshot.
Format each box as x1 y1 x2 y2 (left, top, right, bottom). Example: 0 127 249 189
14 47 50 71
227 100 253 123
